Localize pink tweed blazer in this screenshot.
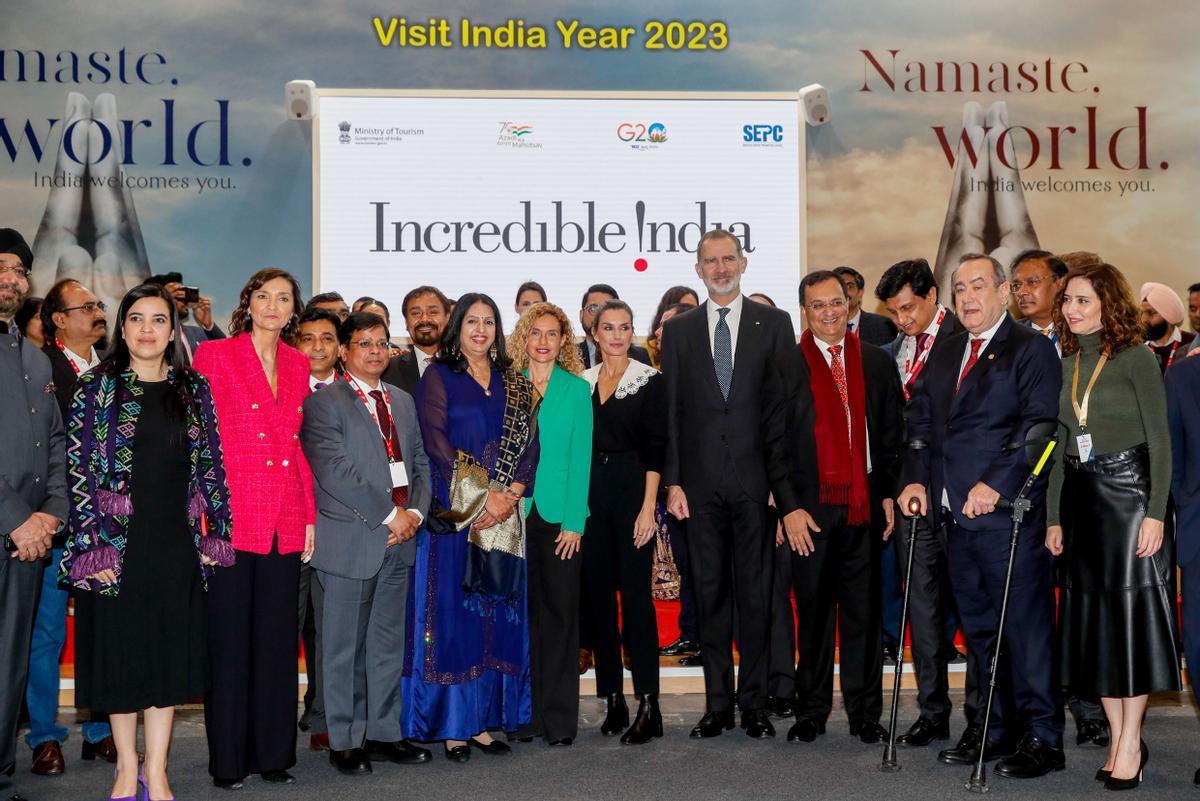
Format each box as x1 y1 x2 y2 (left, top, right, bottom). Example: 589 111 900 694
193 333 315 554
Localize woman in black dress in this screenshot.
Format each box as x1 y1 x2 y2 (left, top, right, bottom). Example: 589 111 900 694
60 285 235 801
581 300 666 744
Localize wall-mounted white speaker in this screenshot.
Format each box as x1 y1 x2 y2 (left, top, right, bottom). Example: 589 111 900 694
285 80 317 120
798 84 831 127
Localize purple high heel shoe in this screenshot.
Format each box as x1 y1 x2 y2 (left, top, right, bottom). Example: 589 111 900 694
107 765 140 801
139 766 176 801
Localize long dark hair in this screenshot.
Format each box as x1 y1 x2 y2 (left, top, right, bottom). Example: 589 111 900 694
98 284 197 419
436 292 511 372
229 267 305 345
649 285 698 340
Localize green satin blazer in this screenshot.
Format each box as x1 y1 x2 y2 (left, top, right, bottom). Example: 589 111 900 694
524 364 593 533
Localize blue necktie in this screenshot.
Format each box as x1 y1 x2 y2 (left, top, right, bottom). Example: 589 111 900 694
714 307 732 400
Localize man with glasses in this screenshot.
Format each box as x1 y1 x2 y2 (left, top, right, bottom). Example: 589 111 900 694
577 284 650 368
24 280 115 776
0 228 67 801
1010 251 1067 356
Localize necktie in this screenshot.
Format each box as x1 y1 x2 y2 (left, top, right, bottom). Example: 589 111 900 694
369 389 408 506
1040 327 1058 346
313 381 327 391
848 321 856 333
903 333 931 396
828 344 851 444
958 338 984 391
714 307 732 400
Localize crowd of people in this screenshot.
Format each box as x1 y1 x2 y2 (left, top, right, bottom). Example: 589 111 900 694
2 223 1200 800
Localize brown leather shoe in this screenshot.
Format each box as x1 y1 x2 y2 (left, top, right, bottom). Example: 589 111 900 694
309 732 330 751
578 649 593 675
31 740 65 776
81 735 118 764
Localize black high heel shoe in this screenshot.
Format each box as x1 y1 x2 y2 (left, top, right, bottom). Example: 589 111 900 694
620 694 663 745
600 693 629 736
1104 740 1148 791
443 742 471 763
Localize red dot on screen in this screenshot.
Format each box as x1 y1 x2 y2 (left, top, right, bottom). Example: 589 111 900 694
634 258 648 272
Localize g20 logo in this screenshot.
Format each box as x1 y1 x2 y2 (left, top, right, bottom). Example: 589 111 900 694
617 122 668 143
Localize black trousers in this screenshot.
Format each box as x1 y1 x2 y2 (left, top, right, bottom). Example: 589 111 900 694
767 517 797 700
791 509 882 725
205 543 300 780
687 480 772 713
584 454 659 696
893 516 980 725
667 514 699 642
526 505 583 740
297 562 326 734
0 557 40 796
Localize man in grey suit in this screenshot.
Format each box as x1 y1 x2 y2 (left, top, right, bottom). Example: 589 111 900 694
0 228 67 801
300 311 432 776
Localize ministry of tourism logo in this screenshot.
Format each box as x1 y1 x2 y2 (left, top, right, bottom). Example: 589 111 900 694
337 121 424 146
497 122 542 149
616 122 668 150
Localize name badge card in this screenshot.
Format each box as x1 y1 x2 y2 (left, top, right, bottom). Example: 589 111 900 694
389 460 408 488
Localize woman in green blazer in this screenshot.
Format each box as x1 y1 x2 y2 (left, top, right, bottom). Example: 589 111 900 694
510 302 593 746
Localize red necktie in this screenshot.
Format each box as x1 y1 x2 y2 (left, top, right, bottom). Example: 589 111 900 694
828 344 851 445
903 332 932 398
369 389 408 506
957 338 984 392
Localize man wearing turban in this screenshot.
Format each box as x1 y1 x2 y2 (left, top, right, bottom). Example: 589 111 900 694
1141 282 1195 375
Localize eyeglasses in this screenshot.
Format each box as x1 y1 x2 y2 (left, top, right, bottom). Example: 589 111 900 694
62 301 108 314
0 264 30 279
584 304 602 314
350 338 389 351
806 298 847 312
1010 275 1050 293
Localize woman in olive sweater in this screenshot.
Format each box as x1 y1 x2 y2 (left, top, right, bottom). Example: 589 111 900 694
509 303 593 746
1045 262 1178 791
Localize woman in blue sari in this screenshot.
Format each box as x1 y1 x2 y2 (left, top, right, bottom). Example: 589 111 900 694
403 293 540 762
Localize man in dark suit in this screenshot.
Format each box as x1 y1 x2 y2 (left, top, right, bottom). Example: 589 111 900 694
1168 352 1200 785
0 228 67 801
762 270 904 744
300 311 432 776
899 253 1064 778
662 229 796 739
146 272 226 359
876 258 973 749
834 266 898 347
26 279 115 774
577 283 650 368
382 286 450 396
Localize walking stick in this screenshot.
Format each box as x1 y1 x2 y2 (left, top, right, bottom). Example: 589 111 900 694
880 496 923 772
965 435 1057 794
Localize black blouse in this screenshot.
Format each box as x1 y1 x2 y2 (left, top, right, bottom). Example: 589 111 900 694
587 362 667 474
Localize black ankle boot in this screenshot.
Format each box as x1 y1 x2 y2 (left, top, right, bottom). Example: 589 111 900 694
600 693 629 735
620 694 663 745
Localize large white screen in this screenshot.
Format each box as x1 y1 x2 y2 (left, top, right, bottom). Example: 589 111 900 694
317 93 803 335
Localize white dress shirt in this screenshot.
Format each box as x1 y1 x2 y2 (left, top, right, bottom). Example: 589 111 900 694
812 335 872 473
706 294 745 368
309 372 335 392
414 348 435 377
847 310 862 335
895 304 948 377
62 344 100 374
1029 320 1062 357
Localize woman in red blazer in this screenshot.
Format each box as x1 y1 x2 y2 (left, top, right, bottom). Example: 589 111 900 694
193 267 315 789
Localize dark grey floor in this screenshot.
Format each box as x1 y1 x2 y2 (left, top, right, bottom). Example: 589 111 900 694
15 692 1200 801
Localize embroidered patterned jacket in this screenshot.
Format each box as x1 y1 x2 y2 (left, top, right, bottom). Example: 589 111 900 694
59 367 236 595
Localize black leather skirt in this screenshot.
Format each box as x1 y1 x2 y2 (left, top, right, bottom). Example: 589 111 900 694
1060 444 1180 697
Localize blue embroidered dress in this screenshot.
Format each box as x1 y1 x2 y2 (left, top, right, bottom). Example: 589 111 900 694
402 363 539 740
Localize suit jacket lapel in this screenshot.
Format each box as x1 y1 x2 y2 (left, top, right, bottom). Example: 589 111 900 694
726 298 759 401
338 378 389 464
692 302 725 405
237 333 278 409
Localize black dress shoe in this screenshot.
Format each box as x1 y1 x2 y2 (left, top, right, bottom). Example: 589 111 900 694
468 737 511 755
330 748 372 775
897 718 950 747
298 707 313 732
600 694 630 736
548 737 574 746
765 696 795 718
621 694 663 745
212 777 245 790
443 743 470 763
851 721 888 744
261 770 296 784
1076 719 1111 748
938 726 1016 765
882 642 899 666
677 652 703 667
1192 766 1199 786
993 734 1066 779
689 710 735 738
659 636 699 656
366 739 432 764
742 709 776 739
786 717 825 742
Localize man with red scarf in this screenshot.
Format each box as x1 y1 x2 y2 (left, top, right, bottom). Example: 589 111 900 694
762 270 904 744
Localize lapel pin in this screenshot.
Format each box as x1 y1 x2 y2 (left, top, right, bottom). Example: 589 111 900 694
987 354 995 360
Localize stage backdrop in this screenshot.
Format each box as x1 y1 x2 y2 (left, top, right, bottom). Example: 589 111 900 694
315 91 804 330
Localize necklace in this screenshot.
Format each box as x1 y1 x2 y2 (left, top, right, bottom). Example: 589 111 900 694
469 363 492 396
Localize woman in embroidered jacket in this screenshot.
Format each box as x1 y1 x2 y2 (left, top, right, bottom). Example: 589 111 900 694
581 300 667 744
61 285 235 801
192 267 315 789
403 293 540 762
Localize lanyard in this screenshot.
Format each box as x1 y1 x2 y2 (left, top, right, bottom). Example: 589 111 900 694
1071 352 1108 430
344 373 397 461
902 307 946 398
55 339 90 376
